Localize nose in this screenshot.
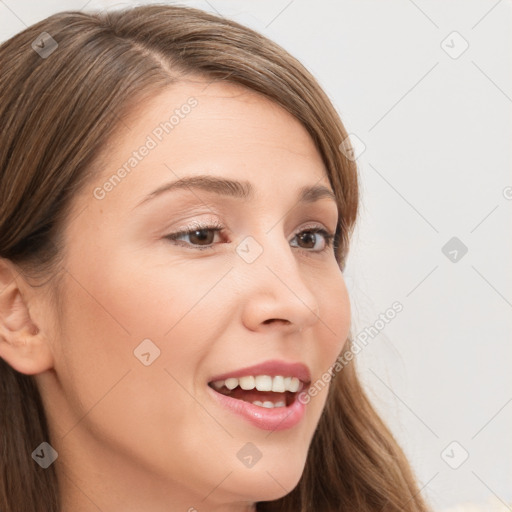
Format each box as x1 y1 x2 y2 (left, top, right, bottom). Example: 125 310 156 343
238 233 321 334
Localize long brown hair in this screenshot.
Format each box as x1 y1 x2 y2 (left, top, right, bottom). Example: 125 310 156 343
0 5 430 511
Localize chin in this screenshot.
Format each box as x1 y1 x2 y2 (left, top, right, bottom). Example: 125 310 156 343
223 462 304 504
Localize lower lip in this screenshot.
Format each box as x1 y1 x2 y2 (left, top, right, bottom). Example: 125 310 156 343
207 385 307 431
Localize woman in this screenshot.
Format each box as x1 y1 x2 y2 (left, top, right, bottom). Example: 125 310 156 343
0 5 431 511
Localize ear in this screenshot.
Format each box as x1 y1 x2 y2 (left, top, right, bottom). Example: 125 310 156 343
0 258 54 375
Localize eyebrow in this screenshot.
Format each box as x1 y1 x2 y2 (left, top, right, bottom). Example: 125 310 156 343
135 175 338 209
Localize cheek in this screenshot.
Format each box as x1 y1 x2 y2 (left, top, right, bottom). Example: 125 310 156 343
57 250 233 388
318 269 351 361
305 270 351 410
52 251 240 484
67 246 242 392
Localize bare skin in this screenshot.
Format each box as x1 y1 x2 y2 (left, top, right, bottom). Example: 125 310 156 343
0 79 351 512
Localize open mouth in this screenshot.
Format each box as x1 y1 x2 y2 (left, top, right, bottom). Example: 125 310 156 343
208 375 306 409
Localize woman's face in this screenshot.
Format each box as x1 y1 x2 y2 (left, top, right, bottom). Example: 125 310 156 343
36 79 351 510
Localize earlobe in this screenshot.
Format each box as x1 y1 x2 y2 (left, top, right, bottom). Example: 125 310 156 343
0 259 54 375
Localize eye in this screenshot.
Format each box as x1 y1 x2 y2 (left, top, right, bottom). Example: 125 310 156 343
290 225 335 252
164 220 225 251
164 221 336 253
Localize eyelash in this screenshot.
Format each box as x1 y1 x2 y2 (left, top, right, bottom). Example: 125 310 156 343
164 220 336 254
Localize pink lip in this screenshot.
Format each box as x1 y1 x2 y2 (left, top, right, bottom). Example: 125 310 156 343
207 385 307 431
208 359 311 383
207 359 311 431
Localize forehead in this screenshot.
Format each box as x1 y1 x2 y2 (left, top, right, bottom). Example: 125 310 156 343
109 79 323 165
76 79 332 216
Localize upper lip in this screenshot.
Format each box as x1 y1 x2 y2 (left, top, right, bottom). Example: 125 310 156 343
208 359 311 384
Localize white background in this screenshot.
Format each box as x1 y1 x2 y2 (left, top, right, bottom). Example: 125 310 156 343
1 1 511 510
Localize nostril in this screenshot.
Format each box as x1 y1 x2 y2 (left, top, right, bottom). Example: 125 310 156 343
263 319 291 327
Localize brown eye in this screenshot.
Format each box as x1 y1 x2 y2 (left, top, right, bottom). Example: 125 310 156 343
297 231 317 249
291 228 335 252
187 229 216 246
164 221 225 251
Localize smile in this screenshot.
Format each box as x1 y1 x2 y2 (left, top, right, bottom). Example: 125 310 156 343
207 360 311 430
209 375 303 408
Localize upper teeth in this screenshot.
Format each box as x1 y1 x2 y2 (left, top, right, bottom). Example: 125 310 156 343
212 375 301 393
